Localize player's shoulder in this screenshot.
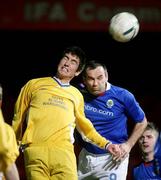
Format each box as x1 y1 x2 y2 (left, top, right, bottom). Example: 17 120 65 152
20 77 53 92
70 84 83 96
111 84 133 96
25 77 53 86
28 77 52 83
133 161 143 169
133 162 143 180
110 84 137 104
133 161 144 176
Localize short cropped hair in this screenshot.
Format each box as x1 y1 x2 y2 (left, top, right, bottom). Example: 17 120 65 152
82 60 108 78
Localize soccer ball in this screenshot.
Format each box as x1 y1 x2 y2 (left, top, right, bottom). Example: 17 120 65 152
109 12 139 42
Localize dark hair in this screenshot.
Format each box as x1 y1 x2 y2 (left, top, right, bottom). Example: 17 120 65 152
82 60 108 78
62 46 86 72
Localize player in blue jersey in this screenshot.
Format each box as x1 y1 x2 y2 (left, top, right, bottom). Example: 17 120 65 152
75 60 147 180
133 122 161 180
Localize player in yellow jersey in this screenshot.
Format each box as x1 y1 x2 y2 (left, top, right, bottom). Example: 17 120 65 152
12 46 121 180
0 85 20 180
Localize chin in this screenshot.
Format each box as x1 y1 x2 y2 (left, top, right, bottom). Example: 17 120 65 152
93 92 100 96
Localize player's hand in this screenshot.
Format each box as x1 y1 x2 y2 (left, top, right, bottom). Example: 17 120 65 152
103 142 131 171
106 144 121 160
102 154 122 170
119 142 131 160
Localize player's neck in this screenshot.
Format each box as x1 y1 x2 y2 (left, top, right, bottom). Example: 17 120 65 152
53 76 70 85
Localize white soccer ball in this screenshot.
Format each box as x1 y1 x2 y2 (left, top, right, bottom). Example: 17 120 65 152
109 12 139 42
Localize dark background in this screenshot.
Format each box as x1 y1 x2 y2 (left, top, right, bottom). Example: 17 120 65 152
1 30 161 120
1 30 160 94
1 30 161 179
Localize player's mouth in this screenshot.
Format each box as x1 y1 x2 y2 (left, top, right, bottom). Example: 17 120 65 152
61 66 69 72
143 144 149 149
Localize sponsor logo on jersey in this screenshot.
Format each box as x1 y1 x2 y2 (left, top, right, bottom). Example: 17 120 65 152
85 104 114 116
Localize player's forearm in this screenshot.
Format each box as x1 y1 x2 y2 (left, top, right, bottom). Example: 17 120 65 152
85 128 111 149
76 116 110 149
127 117 147 148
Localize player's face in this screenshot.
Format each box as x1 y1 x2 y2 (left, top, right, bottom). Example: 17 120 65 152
139 129 158 154
57 53 81 83
84 66 108 96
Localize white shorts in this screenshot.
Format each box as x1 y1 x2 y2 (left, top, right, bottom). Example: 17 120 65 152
78 148 129 180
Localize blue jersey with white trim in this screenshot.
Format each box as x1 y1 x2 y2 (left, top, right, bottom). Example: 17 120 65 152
133 161 161 180
77 83 145 154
